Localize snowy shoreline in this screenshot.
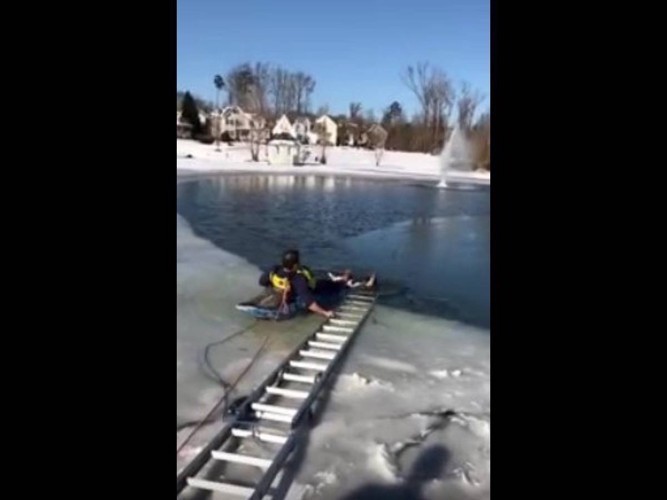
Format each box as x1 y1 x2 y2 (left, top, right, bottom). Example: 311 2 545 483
176 139 491 185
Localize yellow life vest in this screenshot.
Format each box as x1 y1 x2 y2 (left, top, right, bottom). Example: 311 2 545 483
269 266 316 291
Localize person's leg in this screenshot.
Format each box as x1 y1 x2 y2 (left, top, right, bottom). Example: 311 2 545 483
326 270 377 289
312 279 347 310
315 279 346 294
327 269 352 282
342 273 377 289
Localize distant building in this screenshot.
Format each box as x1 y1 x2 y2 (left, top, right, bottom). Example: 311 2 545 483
205 106 266 141
271 114 296 138
314 115 338 146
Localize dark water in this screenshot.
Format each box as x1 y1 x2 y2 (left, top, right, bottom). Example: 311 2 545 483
177 174 490 328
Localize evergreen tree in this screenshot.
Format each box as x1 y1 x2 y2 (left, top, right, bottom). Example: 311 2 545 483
181 91 202 135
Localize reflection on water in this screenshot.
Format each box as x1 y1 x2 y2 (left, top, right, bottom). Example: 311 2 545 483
177 175 489 328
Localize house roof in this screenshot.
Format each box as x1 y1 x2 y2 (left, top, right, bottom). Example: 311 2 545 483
315 115 338 127
272 114 295 137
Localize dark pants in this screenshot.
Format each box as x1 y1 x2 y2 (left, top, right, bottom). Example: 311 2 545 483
292 279 347 312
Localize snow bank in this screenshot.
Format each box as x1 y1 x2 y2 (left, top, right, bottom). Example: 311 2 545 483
176 140 490 184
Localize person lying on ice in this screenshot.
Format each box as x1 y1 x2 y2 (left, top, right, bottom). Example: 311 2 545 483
258 249 375 319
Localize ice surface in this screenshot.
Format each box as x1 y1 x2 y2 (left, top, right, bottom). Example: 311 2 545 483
176 213 489 498
176 214 325 472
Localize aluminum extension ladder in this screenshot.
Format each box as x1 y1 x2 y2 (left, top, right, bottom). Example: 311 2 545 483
177 289 377 499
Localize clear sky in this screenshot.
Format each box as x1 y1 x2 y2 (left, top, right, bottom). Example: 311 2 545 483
177 0 489 117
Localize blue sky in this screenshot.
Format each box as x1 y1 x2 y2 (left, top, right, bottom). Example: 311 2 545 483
177 0 489 117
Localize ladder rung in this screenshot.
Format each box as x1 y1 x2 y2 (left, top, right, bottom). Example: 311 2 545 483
211 450 273 468
232 427 288 445
282 372 316 384
299 349 336 361
308 340 341 350
348 295 374 301
255 411 294 423
266 386 310 399
339 305 367 311
290 360 329 371
336 312 364 319
251 403 298 416
345 300 373 306
187 477 255 496
329 319 358 326
323 325 354 333
315 333 347 343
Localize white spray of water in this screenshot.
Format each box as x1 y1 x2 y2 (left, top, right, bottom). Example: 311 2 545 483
438 126 469 188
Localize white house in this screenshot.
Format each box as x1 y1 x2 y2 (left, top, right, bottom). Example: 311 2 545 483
204 106 266 141
314 115 338 146
272 114 295 138
220 106 253 140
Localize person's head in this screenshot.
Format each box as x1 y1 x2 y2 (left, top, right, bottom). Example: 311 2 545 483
281 249 300 271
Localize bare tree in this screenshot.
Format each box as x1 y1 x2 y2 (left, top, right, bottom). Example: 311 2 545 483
457 82 485 131
249 126 264 162
293 72 316 114
269 66 290 116
316 104 330 116
268 67 317 116
402 62 456 151
251 62 271 116
349 102 362 121
223 62 272 115
305 78 316 113
313 121 331 164
213 75 225 150
367 124 388 165
226 63 256 110
402 63 431 126
246 113 269 162
285 74 297 114
431 74 455 148
471 110 490 169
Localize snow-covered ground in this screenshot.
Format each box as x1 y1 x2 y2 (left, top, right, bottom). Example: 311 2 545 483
176 139 491 184
176 209 490 499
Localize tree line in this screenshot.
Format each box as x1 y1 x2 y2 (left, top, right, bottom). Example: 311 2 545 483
178 60 490 169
